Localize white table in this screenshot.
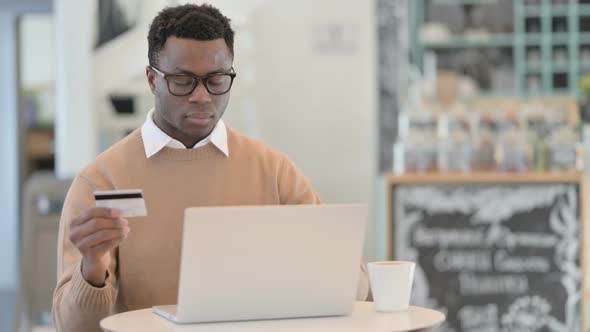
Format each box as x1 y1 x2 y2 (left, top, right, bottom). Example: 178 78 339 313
100 301 445 332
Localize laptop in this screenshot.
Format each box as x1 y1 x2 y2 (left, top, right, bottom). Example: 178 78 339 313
153 204 367 323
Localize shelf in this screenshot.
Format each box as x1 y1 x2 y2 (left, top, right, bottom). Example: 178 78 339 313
525 34 543 44
525 4 590 16
413 1 589 97
580 4 590 16
551 5 570 16
552 64 570 73
478 90 520 97
424 33 571 48
552 33 570 44
26 129 54 160
523 6 542 16
525 64 542 72
422 34 513 49
552 88 575 96
387 172 584 185
579 34 590 44
432 0 498 4
423 32 552 48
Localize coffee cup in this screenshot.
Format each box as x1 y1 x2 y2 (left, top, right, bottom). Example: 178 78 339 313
368 261 415 312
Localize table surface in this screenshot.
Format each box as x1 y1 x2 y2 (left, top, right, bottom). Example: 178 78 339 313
100 301 445 332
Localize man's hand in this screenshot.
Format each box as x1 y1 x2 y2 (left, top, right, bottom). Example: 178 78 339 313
68 208 129 287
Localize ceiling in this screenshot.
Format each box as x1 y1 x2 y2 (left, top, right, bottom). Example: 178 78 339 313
0 0 51 14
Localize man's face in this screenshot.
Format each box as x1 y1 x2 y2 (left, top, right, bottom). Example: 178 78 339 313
147 37 233 147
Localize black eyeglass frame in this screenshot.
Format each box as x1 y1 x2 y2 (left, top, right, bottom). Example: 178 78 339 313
149 65 237 96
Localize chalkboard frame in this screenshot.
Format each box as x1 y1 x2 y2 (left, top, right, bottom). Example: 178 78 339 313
386 172 586 332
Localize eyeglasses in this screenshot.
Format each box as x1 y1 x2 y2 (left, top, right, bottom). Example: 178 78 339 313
149 66 237 96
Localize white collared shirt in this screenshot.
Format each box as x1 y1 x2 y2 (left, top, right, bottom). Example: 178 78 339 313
141 109 229 158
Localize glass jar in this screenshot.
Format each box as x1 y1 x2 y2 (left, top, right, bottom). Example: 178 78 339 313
548 127 579 171
471 113 496 171
402 112 438 173
494 116 530 173
438 112 472 172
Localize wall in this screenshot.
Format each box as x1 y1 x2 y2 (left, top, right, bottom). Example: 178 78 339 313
59 0 379 261
241 0 378 260
54 0 97 178
0 12 19 290
20 14 54 88
0 0 53 294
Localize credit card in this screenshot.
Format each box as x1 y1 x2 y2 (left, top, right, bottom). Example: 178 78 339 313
94 189 147 218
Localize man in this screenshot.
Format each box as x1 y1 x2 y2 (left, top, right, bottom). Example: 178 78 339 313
52 4 369 332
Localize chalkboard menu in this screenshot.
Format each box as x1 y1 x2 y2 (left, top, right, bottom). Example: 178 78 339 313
390 176 584 332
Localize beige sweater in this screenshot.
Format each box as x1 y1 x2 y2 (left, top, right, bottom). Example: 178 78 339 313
52 128 369 332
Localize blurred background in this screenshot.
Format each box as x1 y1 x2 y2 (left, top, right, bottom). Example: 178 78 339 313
3 0 590 331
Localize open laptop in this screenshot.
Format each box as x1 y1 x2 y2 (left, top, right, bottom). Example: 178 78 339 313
153 204 367 323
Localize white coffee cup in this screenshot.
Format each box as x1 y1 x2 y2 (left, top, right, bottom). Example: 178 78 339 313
368 261 415 312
